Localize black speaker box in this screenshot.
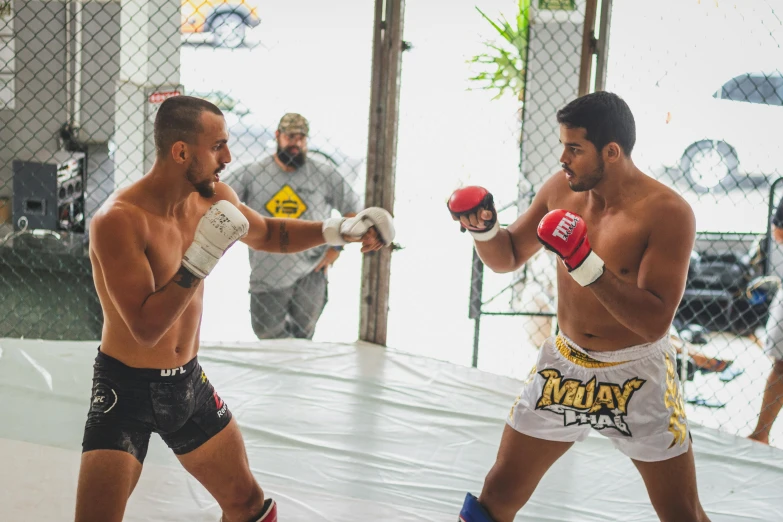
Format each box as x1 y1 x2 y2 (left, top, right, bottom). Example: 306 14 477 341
12 158 85 232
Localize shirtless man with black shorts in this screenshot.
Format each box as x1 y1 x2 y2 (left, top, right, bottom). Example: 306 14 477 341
75 95 394 522
449 92 710 522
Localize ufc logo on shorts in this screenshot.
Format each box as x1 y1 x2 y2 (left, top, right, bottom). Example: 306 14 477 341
160 366 186 377
552 212 579 241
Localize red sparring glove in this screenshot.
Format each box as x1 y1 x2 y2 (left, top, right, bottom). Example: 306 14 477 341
447 186 499 241
537 209 604 286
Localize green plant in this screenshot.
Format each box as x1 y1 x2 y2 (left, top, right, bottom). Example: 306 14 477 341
0 1 11 18
468 0 531 101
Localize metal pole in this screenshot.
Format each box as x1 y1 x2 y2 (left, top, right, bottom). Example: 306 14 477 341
65 0 73 123
469 247 484 367
359 0 406 345
472 317 482 368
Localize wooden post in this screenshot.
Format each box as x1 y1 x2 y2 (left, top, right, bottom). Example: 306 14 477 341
578 0 598 97
594 0 613 92
360 0 406 346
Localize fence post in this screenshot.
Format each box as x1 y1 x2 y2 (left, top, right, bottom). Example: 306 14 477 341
360 0 406 346
469 247 484 367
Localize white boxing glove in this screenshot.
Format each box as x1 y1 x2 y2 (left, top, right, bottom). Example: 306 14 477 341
182 200 249 278
322 208 395 247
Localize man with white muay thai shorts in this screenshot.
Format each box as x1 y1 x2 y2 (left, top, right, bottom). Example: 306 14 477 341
449 92 711 522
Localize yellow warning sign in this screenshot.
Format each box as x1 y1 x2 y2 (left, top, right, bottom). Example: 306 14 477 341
265 184 308 219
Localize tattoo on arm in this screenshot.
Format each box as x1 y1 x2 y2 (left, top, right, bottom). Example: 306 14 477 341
279 222 290 253
173 265 200 289
265 222 273 242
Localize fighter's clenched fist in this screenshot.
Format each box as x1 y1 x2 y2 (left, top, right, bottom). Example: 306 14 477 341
537 209 604 286
447 186 499 241
322 207 395 252
182 200 249 279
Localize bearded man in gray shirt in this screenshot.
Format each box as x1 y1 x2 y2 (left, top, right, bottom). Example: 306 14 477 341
227 113 361 339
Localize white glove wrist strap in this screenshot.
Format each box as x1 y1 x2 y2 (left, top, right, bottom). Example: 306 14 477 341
570 250 605 287
469 221 500 242
323 218 347 246
182 244 213 279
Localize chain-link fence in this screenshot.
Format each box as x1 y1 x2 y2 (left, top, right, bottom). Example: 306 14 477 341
602 0 783 448
0 0 372 344
460 0 587 375
3 0 783 448
460 0 783 447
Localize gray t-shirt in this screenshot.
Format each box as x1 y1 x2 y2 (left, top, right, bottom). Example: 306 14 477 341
227 155 361 292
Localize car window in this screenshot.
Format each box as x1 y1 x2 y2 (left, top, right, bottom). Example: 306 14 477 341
719 73 783 106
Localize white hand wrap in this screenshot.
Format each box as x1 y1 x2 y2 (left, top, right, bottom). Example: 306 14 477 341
569 250 605 287
323 207 395 246
182 200 249 279
469 221 500 242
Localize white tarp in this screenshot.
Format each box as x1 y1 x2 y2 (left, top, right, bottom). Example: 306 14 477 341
1 338 782 521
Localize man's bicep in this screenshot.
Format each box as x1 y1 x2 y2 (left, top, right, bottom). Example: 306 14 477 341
91 215 156 322
638 209 696 309
238 202 270 249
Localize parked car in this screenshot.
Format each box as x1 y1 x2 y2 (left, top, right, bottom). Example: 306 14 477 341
643 70 783 191
187 90 251 115
180 0 260 48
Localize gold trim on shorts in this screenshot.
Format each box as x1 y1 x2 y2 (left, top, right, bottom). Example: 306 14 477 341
555 335 628 368
663 352 689 447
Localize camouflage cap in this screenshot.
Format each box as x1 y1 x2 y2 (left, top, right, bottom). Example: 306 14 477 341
278 113 309 136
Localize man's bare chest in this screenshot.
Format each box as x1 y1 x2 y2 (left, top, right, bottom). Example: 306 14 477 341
574 209 649 278
144 217 200 288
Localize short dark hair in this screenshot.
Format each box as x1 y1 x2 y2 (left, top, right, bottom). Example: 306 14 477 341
154 95 223 157
556 91 636 156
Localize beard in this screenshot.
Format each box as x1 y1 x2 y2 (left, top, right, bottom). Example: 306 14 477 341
277 145 306 168
186 156 217 198
566 156 605 192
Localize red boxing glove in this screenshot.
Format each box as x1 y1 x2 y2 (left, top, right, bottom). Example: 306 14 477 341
537 209 604 286
447 186 499 241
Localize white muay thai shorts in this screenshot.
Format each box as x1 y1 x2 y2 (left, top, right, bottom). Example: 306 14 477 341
507 334 691 462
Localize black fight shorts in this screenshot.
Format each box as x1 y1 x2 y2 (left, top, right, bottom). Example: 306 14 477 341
81 348 232 463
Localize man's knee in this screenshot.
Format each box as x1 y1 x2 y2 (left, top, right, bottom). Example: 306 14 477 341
773 359 783 375
288 296 326 339
288 315 318 339
250 308 287 339
251 321 286 340
249 293 289 339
